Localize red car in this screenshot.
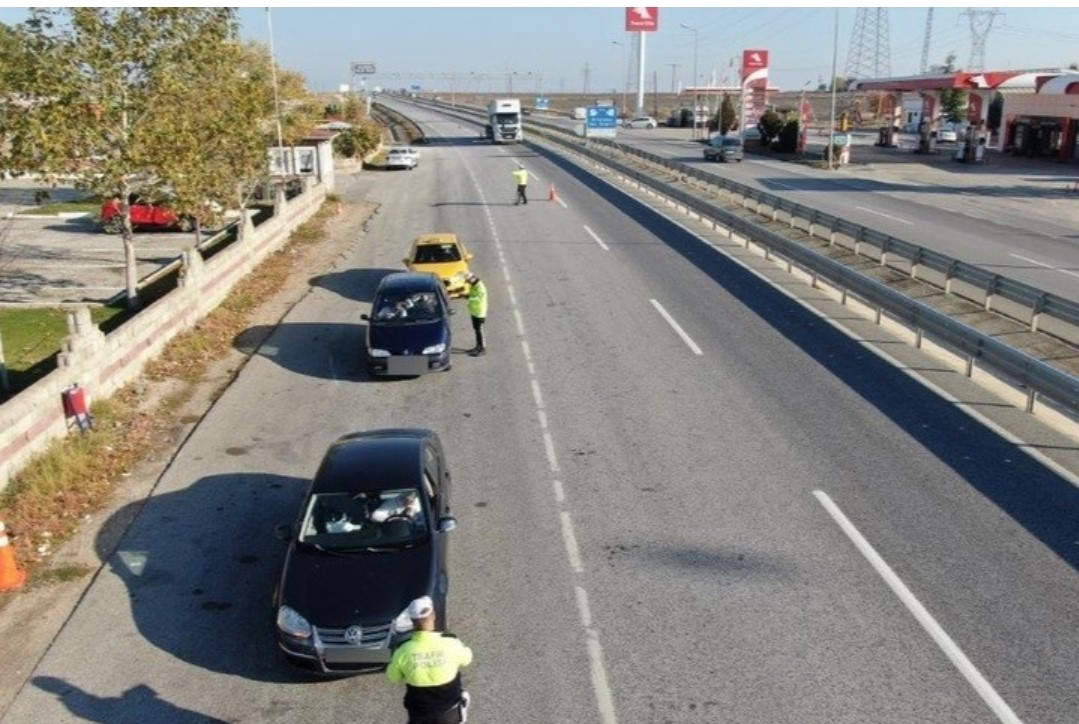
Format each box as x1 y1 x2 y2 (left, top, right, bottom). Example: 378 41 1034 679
100 194 193 233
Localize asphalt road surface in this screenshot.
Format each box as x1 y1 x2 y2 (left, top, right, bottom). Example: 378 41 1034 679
4 104 1078 723
612 129 1079 304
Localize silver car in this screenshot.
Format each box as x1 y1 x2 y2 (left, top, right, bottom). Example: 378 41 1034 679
385 147 419 170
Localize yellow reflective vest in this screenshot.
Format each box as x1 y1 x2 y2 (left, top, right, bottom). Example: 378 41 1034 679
513 168 528 186
468 280 487 318
386 630 473 688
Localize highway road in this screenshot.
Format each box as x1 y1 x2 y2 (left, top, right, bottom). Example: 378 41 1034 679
4 103 1078 723
526 115 1079 305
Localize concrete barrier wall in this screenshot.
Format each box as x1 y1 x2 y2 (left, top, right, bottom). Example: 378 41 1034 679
0 185 327 490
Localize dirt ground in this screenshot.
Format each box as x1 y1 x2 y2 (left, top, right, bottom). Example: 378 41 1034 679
0 178 379 717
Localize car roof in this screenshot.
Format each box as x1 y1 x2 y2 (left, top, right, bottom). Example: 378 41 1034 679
313 429 436 494
376 271 442 294
414 233 459 246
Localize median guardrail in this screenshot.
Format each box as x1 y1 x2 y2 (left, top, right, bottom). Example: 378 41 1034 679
405 97 1079 418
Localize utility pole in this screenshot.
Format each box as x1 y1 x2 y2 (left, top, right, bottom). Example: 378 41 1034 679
667 63 681 94
680 23 700 139
582 62 590 95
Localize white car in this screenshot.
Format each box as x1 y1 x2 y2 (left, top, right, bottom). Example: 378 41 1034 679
936 126 958 143
623 116 658 129
385 146 419 170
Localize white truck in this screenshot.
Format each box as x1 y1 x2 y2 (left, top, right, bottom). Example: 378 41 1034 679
486 98 523 143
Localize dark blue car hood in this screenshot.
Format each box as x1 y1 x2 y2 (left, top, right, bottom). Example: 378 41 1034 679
367 320 448 355
279 542 435 626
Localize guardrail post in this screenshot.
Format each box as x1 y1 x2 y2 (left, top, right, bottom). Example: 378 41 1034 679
1030 293 1047 332
854 228 864 257
875 305 883 325
840 287 848 305
965 354 975 377
984 275 1000 312
829 224 837 247
911 249 923 281
944 260 959 295
915 327 924 349
880 239 890 267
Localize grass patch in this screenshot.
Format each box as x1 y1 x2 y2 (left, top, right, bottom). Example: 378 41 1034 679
0 198 338 594
30 563 95 587
0 306 128 397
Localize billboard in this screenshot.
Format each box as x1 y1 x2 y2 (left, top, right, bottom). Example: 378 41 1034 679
625 7 658 32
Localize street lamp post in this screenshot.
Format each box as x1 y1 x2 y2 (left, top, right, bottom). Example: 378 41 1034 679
612 40 627 118
681 23 699 140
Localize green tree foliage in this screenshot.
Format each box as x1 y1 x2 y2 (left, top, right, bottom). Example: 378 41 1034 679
758 109 783 145
938 53 967 123
719 93 737 135
775 119 800 153
0 8 240 308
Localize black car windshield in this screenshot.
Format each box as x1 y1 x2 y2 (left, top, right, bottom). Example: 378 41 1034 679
371 291 442 323
299 488 429 551
413 244 462 264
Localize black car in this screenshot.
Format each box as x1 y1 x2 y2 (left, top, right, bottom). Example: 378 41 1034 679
274 429 457 674
362 272 452 376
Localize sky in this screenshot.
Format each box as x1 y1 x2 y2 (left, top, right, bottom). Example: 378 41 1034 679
1 5 1077 95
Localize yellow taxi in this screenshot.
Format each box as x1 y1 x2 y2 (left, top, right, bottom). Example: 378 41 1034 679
403 233 474 298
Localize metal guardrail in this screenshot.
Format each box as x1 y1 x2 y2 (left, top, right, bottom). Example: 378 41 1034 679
406 97 1079 416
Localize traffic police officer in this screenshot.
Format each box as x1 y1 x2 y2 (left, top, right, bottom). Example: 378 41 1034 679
466 273 487 356
512 163 529 204
387 596 473 724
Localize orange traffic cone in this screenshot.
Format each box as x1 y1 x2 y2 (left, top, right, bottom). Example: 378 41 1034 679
548 184 559 202
0 522 26 592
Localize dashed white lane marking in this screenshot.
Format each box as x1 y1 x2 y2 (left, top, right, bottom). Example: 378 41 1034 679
814 491 1023 724
584 225 610 251
531 379 545 409
575 585 593 627
649 299 703 355
543 431 560 472
552 479 565 503
854 206 914 225
560 512 584 573
585 630 619 724
459 138 616 724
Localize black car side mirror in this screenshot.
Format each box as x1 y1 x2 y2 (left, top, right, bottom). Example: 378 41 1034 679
438 517 458 533
274 523 294 541
360 314 369 321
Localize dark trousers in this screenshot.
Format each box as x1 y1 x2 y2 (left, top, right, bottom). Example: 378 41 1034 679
471 316 485 350
516 184 528 204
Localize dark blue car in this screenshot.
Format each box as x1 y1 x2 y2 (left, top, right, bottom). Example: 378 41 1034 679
362 272 452 376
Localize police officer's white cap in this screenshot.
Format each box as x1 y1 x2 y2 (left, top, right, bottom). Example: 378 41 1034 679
408 596 434 620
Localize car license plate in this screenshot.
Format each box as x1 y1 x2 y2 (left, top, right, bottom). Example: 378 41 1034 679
387 356 430 376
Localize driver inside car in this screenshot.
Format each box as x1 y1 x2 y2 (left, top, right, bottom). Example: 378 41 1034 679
370 491 422 523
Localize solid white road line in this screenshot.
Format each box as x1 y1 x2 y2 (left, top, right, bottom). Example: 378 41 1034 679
649 299 703 355
583 225 610 251
1010 253 1079 280
531 379 545 409
855 206 914 225
543 431 560 473
1009 253 1053 269
814 490 1023 724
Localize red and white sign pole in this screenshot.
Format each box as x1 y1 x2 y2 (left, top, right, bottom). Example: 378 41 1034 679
625 8 658 118
740 49 769 142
